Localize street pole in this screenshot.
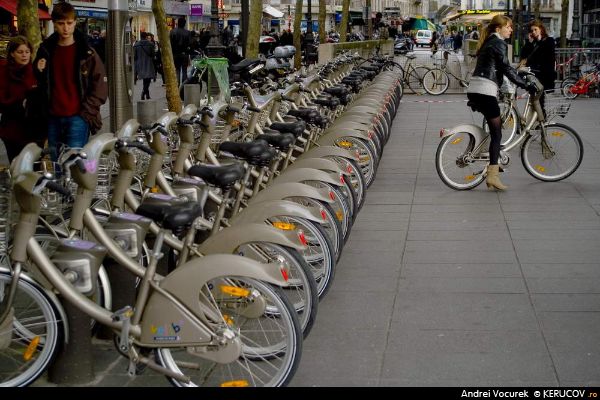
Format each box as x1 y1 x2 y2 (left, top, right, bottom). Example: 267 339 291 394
304 0 316 64
571 0 581 47
206 0 225 57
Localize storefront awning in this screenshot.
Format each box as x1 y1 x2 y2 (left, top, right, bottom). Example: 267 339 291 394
461 11 505 23
0 0 51 20
263 5 283 19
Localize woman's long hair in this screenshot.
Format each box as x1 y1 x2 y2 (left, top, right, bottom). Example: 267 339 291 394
6 36 32 65
529 19 548 39
476 15 512 56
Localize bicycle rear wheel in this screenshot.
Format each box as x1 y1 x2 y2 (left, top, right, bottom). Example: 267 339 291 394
156 277 302 387
406 67 427 95
435 131 487 190
0 271 64 387
423 69 450 95
521 123 583 182
483 102 519 146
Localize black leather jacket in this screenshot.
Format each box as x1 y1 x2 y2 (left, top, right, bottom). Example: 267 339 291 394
473 34 527 89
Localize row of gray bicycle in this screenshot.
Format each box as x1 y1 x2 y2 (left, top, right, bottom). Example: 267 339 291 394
0 50 403 386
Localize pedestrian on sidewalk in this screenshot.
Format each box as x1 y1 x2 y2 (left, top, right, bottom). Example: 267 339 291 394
169 17 191 86
467 15 536 191
34 1 108 161
134 31 156 100
0 36 46 160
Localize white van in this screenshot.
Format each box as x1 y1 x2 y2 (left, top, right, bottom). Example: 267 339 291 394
415 29 433 47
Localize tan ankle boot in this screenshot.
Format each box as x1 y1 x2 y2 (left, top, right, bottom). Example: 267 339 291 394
486 165 508 191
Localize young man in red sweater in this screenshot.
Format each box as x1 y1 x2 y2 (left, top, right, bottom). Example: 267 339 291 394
35 1 108 161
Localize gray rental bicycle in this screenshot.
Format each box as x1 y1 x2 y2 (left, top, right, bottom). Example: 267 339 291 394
422 51 473 95
435 71 583 190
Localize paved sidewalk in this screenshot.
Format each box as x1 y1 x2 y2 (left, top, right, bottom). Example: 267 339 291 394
34 91 600 387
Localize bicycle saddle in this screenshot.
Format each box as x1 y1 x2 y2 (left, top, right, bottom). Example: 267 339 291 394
256 132 295 151
360 65 380 73
287 108 319 121
136 201 202 234
313 97 340 109
230 58 262 73
323 86 349 97
269 120 306 137
219 140 268 159
253 147 278 167
187 163 246 190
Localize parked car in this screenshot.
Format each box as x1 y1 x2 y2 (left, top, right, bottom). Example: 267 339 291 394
415 29 433 47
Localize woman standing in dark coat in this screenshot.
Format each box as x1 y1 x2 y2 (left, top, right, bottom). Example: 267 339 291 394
134 31 156 100
0 36 45 160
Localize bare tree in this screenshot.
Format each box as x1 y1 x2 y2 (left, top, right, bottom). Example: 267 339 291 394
152 0 182 112
559 0 569 48
319 0 326 43
16 0 42 55
293 0 302 69
533 0 541 20
340 0 350 42
366 0 372 39
246 0 262 58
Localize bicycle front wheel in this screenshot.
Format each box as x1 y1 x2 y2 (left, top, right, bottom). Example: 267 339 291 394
423 69 450 95
561 79 579 99
0 271 64 387
435 131 487 190
521 123 584 182
156 277 302 387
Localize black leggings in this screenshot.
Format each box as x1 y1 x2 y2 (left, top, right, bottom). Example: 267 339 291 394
467 93 502 165
142 78 152 99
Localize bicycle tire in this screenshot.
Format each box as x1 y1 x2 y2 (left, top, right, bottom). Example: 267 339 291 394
0 270 64 387
406 68 426 95
326 156 366 211
521 123 584 182
561 80 579 99
156 277 302 387
435 131 487 190
423 69 450 95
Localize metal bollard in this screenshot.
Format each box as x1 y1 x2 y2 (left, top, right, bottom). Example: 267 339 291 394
48 300 95 384
184 84 201 107
137 100 157 126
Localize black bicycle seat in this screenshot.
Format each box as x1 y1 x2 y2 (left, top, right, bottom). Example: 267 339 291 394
136 201 202 233
187 163 245 190
269 120 306 137
256 132 295 151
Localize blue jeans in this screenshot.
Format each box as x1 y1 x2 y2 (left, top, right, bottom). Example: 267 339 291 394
47 115 89 161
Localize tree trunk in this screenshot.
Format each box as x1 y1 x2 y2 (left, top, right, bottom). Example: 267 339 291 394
533 0 541 20
560 0 569 48
367 0 372 39
318 0 326 44
246 0 262 58
293 0 302 69
241 0 249 57
152 0 182 113
340 0 350 42
17 0 42 56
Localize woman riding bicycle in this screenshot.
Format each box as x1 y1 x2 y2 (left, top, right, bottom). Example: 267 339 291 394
466 15 537 191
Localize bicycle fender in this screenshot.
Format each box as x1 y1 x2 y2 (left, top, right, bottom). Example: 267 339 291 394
441 124 487 149
286 157 350 176
248 182 333 205
275 168 344 187
116 119 141 139
299 145 359 161
317 130 373 146
198 222 305 254
140 254 289 345
230 199 323 226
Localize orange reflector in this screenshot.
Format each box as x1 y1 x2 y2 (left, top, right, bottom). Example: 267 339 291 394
220 285 250 297
338 140 353 148
451 137 463 145
280 267 289 282
232 120 241 127
551 131 564 137
535 165 546 172
272 221 296 231
150 186 160 193
223 314 234 326
329 191 335 200
336 210 344 221
298 230 308 246
221 380 249 387
23 336 40 361
465 175 476 181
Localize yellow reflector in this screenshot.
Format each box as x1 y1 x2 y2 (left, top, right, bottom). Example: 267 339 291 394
150 186 160 193
220 285 250 297
23 336 40 361
551 131 564 137
464 175 476 181
223 314 234 326
272 221 296 230
221 380 249 387
232 119 241 127
359 156 370 162
338 140 353 148
451 137 463 145
535 165 546 172
336 210 344 221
